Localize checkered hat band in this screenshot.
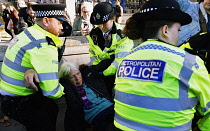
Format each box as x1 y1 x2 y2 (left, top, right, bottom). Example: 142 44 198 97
35 10 64 17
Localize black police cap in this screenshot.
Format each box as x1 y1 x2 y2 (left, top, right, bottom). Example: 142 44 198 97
31 3 66 21
133 0 192 26
90 2 115 25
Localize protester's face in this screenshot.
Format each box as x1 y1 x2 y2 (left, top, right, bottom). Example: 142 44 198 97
47 18 63 36
69 69 83 86
98 19 114 33
27 7 36 18
166 22 181 46
203 0 210 11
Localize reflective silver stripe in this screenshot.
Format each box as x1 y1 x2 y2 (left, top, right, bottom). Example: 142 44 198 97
89 49 95 55
0 72 24 87
104 48 116 53
104 48 108 52
24 29 36 41
42 84 61 96
115 113 192 131
1 38 47 87
202 103 210 112
99 58 105 60
90 56 115 62
90 56 97 61
90 56 105 61
115 52 128 58
0 89 19 96
115 51 198 111
178 52 198 109
115 90 197 111
38 72 58 81
14 39 47 65
129 44 185 58
113 60 119 68
4 57 30 73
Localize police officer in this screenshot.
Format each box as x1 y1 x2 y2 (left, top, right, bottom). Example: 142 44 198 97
114 0 210 130
86 2 133 95
0 3 65 131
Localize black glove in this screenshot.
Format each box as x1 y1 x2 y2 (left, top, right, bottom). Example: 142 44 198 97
110 54 115 60
89 56 115 72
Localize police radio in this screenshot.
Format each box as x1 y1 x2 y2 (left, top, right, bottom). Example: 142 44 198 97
58 37 67 62
58 21 72 62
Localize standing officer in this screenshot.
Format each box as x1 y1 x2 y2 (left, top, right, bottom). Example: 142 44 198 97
114 0 210 130
86 2 134 94
0 3 65 131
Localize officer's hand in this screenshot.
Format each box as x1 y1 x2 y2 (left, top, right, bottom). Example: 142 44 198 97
23 69 40 91
110 54 115 60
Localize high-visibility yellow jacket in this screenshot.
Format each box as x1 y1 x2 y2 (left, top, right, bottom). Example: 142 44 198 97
114 40 210 131
86 22 134 76
0 24 64 99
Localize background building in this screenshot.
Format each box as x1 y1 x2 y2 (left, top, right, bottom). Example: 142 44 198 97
0 0 198 25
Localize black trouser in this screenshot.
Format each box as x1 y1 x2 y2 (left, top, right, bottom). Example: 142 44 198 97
4 21 14 38
91 105 115 131
1 93 58 131
103 75 116 96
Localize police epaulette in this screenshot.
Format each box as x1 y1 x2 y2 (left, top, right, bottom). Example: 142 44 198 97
46 36 56 47
184 48 198 56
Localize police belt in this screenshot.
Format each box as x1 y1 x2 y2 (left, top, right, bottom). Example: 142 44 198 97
1 92 42 102
1 95 29 102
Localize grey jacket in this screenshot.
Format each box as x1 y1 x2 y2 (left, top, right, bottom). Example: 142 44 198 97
72 16 92 36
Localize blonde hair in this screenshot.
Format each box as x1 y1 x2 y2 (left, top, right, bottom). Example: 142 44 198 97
59 62 79 79
9 5 18 13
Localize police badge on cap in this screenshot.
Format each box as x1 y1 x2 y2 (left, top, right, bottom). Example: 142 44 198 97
31 3 66 21
90 2 115 25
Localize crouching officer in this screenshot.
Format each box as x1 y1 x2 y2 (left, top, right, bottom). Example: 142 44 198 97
86 2 134 95
0 3 66 131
